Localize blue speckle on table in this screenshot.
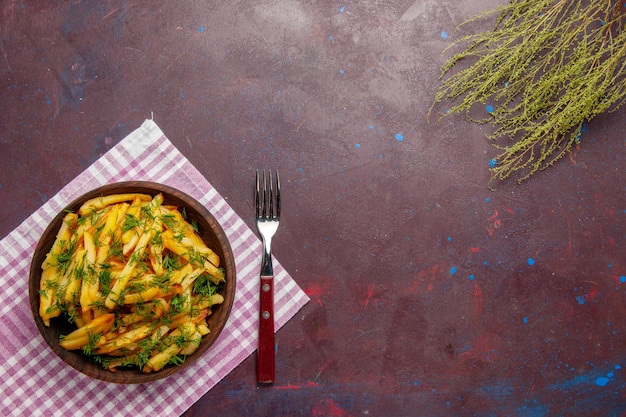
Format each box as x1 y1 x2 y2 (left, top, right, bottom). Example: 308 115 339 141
441 31 448 39
450 266 458 275
395 133 404 141
488 158 497 168
339 69 345 75
469 274 475 281
523 317 529 324
198 26 205 33
355 143 361 149
339 6 346 13
619 276 626 283
595 377 609 387
486 104 494 113
527 258 536 266
369 124 374 130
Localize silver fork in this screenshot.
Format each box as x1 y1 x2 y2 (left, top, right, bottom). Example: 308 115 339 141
255 169 280 384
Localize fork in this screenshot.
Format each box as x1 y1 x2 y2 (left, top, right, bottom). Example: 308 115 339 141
255 169 281 384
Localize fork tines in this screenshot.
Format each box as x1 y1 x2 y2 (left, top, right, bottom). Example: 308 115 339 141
255 170 280 220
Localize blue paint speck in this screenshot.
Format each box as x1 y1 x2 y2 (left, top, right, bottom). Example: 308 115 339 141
486 104 495 113
616 365 622 370
339 6 346 13
485 197 491 203
355 143 361 149
395 133 404 141
329 35 334 41
527 258 536 266
488 158 497 168
576 295 587 305
339 69 345 75
469 274 475 281
619 276 626 283
198 26 205 33
297 167 303 173
369 124 374 130
595 377 609 387
441 31 448 39
447 236 452 241
450 266 458 275
523 316 529 324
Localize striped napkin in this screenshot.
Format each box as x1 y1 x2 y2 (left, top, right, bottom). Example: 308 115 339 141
0 119 309 417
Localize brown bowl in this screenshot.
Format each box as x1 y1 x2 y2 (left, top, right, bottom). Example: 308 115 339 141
28 181 236 384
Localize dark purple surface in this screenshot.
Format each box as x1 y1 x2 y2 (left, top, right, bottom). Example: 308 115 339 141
1 1 625 416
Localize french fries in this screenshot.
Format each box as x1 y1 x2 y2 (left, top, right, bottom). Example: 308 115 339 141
38 192 226 373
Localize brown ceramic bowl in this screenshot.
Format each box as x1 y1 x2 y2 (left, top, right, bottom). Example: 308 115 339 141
28 181 236 384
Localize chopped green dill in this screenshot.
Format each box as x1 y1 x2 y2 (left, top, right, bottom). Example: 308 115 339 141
169 294 186 315
162 253 182 272
160 213 178 230
108 236 124 260
150 230 163 246
45 303 60 315
82 332 103 356
90 298 107 311
193 273 218 298
167 354 186 367
121 213 142 233
173 229 186 242
55 239 77 272
98 269 112 295
93 223 105 246
187 248 207 269
140 204 156 221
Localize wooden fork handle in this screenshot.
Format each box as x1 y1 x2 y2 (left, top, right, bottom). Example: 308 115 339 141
257 274 275 384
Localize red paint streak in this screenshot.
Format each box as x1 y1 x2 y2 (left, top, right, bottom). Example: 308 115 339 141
459 331 501 365
426 264 441 291
472 281 483 321
312 399 352 417
470 246 481 253
486 209 502 236
304 282 330 305
275 381 319 390
504 206 515 215
361 283 377 307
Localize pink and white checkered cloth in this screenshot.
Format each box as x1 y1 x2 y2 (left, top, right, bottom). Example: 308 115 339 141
0 119 309 416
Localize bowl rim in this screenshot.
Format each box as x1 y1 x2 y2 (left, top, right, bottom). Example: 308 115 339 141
28 181 237 384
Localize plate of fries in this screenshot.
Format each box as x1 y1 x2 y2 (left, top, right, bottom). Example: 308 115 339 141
28 181 236 384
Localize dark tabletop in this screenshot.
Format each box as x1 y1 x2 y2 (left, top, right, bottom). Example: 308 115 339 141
1 1 625 416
